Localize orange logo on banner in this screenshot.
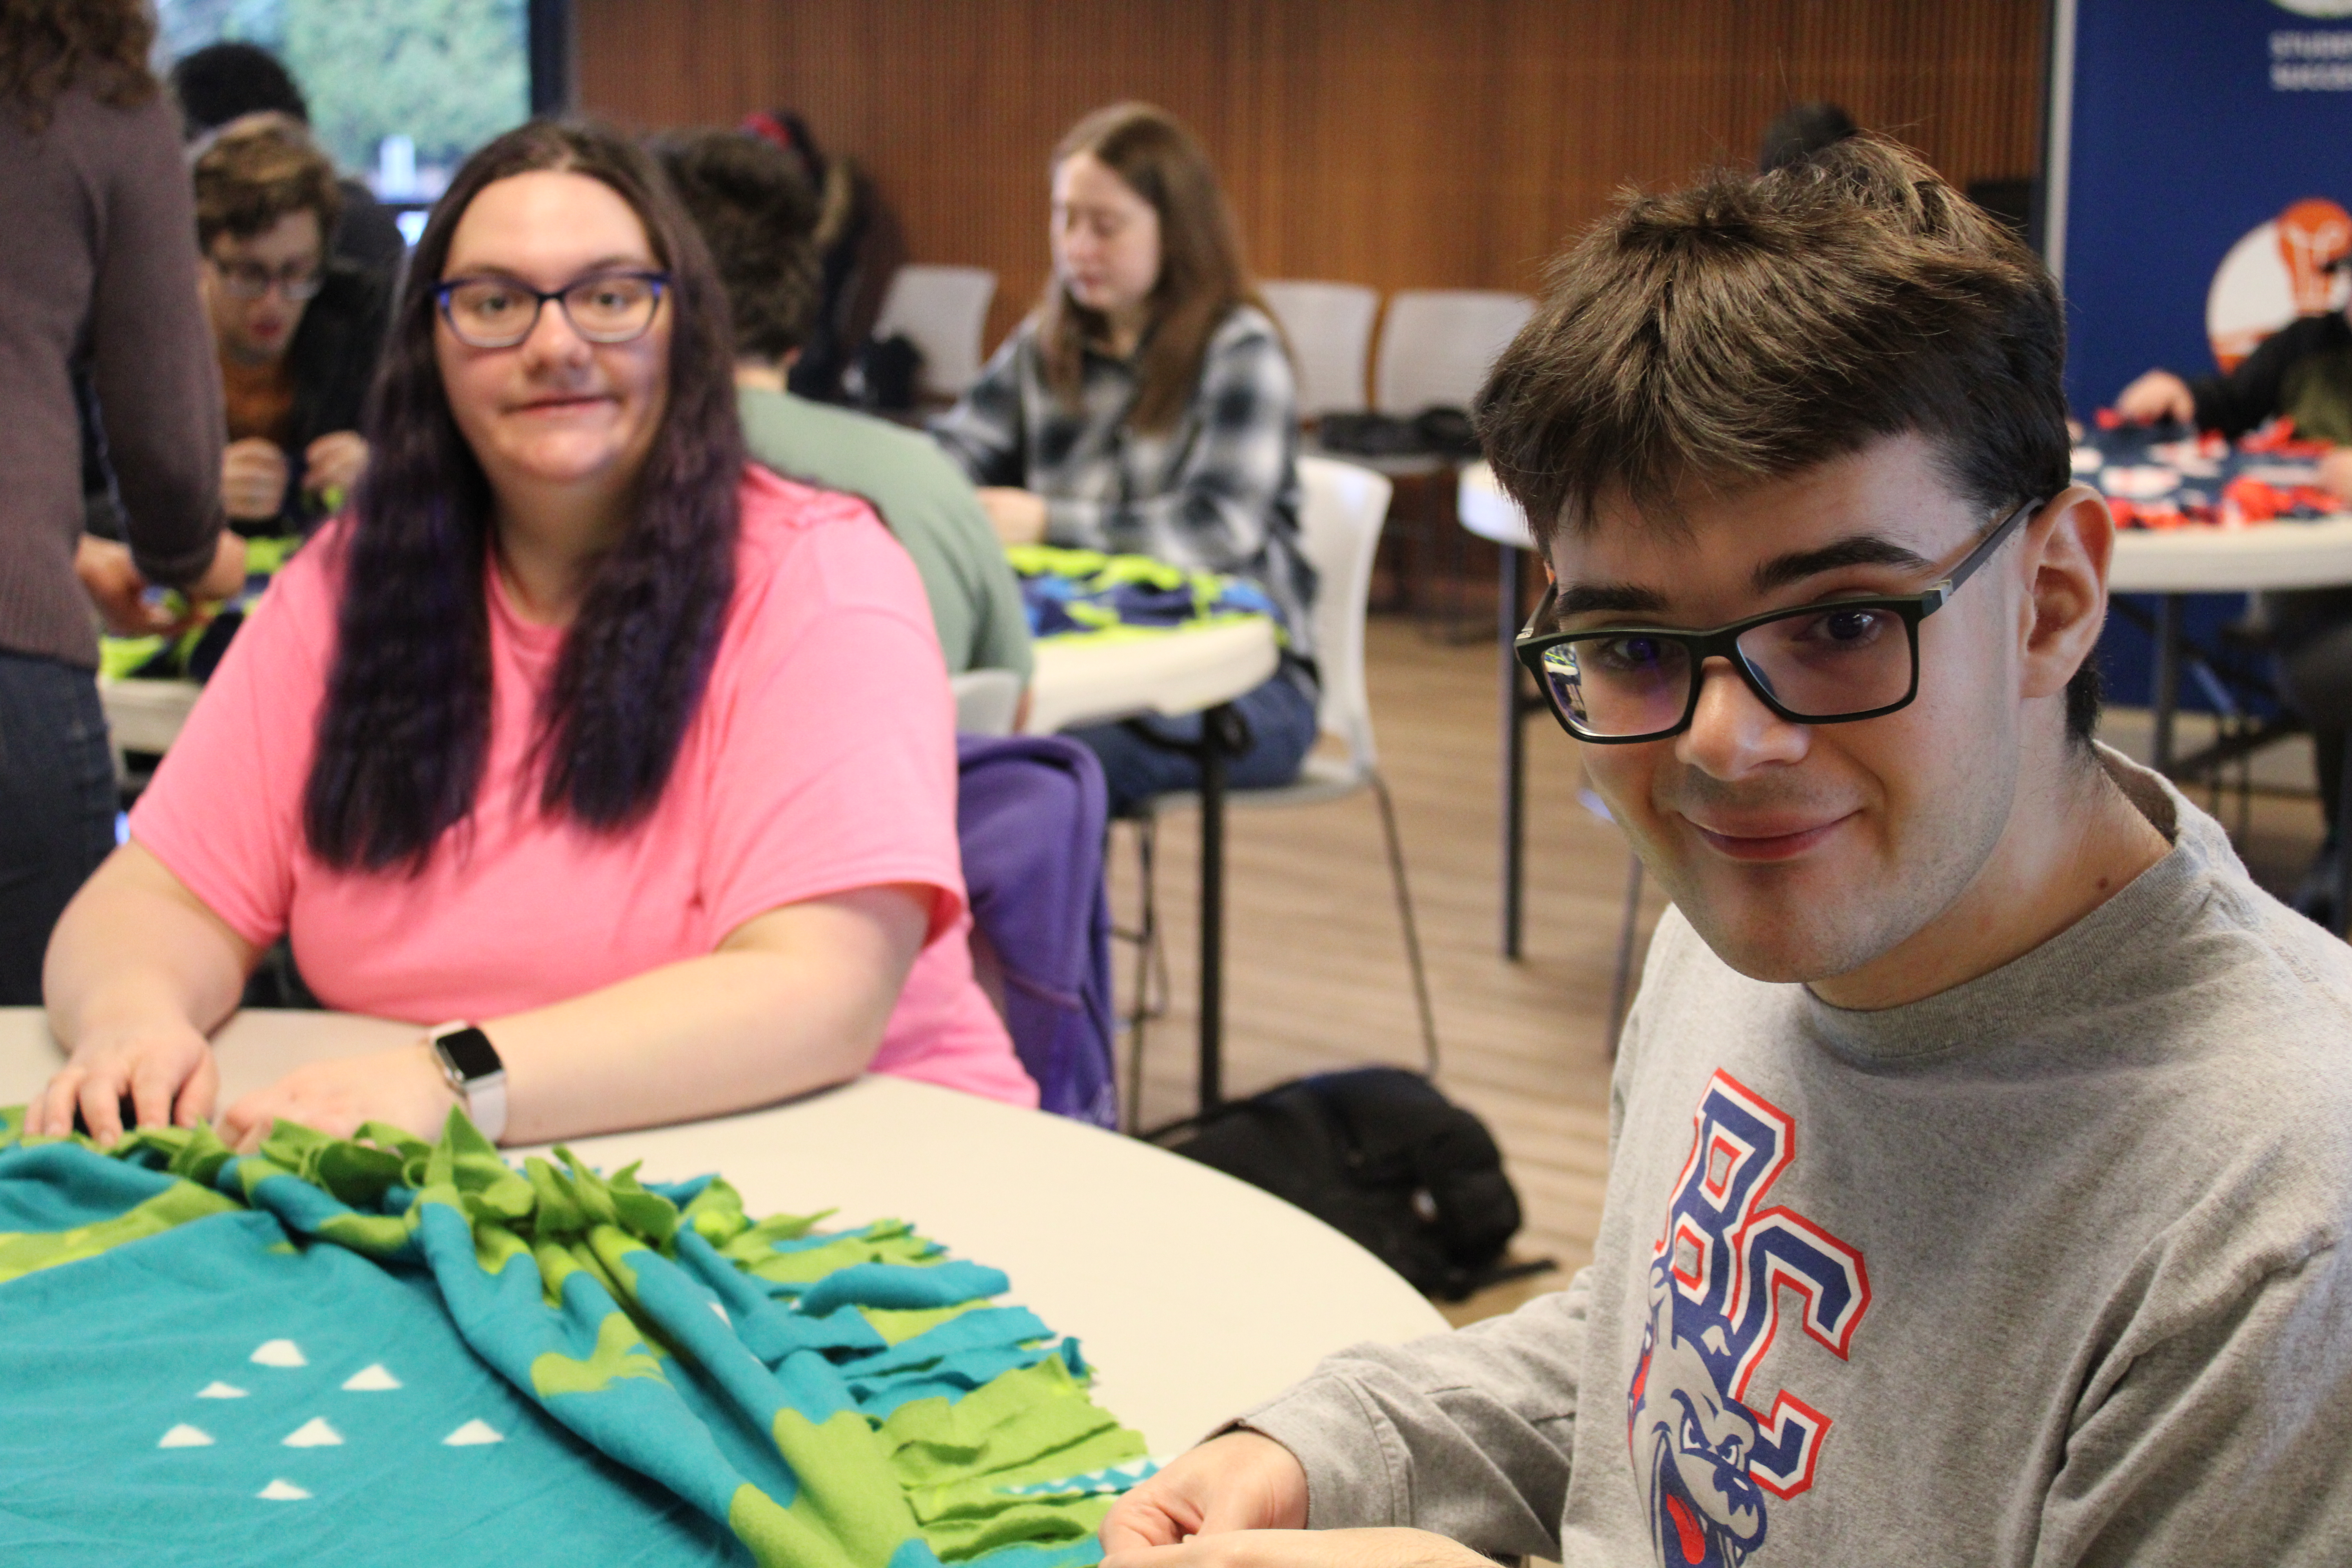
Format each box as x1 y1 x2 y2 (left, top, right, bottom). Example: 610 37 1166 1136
2207 197 2352 370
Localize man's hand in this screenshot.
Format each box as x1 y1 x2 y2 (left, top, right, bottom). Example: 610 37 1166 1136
2114 369 2196 426
977 486 1050 546
217 1043 460 1152
1103 1530 1494 1568
28 1016 218 1143
221 438 291 522
1103 1433 1311 1553
73 535 180 636
302 430 369 510
2319 448 2352 504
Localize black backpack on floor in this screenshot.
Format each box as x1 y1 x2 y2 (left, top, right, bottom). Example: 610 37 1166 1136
1149 1067 1530 1300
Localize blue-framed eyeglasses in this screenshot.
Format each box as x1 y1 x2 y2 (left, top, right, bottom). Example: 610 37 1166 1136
433 269 670 349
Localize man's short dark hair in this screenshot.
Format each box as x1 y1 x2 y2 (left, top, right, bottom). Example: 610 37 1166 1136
1477 135 2098 741
1758 102 1858 174
653 131 822 365
192 112 341 254
169 41 306 139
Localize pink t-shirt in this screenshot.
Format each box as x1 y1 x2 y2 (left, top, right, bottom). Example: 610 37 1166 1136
131 465 1036 1107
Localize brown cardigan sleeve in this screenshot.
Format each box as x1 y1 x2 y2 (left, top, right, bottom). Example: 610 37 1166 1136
86 93 224 590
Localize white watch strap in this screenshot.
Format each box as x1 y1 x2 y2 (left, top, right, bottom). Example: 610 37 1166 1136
463 1071 508 1145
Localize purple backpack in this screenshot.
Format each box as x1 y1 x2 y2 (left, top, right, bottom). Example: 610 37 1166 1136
956 735 1117 1127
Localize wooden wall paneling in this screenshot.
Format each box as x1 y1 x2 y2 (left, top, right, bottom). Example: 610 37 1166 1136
575 0 2046 354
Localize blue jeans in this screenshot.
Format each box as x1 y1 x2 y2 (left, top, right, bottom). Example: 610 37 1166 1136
1069 670 1321 818
0 652 116 1004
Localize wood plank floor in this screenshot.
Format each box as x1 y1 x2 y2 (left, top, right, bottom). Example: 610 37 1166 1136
1106 615 2334 1325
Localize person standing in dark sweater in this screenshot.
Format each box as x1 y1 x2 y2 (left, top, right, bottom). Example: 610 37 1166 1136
0 0 227 1001
2116 293 2352 926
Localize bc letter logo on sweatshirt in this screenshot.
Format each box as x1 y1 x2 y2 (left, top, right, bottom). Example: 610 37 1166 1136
1625 1070 1870 1568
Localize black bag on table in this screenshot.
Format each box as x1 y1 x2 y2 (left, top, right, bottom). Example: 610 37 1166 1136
1149 1067 1527 1301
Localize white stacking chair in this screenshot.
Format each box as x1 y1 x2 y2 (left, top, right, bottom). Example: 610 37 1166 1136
1124 455 1436 1125
1258 280 1380 419
949 668 1022 736
1372 289 1537 416
873 265 998 401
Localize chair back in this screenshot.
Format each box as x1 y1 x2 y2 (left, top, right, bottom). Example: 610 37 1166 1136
1259 280 1379 419
874 265 998 400
1294 455 1396 771
956 735 1118 1126
1372 289 1535 415
949 668 1021 736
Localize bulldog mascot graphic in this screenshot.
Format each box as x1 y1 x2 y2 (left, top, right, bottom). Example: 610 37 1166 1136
1626 1072 1871 1567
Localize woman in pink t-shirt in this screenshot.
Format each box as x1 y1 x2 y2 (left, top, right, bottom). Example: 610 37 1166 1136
29 121 1034 1148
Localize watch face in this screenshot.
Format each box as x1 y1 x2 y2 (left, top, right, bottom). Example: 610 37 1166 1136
435 1025 503 1080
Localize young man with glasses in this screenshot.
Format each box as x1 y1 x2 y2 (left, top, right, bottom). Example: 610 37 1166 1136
1101 139 2352 1568
190 113 387 539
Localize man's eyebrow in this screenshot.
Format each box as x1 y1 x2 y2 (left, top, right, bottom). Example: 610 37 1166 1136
1552 583 1670 621
1749 535 1936 595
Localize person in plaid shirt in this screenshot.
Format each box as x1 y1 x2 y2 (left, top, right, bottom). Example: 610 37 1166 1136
931 102 1318 816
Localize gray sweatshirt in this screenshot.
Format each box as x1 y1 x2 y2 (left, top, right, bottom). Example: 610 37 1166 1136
1247 753 2352 1567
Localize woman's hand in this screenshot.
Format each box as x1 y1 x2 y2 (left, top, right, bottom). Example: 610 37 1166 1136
2114 370 2196 426
27 1016 218 1143
217 1042 459 1152
1103 1530 1493 1568
74 535 181 637
977 486 1050 546
1102 1432 1311 1553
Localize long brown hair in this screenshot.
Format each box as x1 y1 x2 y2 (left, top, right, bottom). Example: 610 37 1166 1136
306 119 745 870
1039 102 1261 433
0 0 155 133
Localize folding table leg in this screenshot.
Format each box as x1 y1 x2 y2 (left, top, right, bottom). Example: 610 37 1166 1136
1196 703 1236 1116
2152 594 2183 775
1498 544 1527 959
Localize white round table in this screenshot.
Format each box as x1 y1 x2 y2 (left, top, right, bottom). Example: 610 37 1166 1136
0 1006 1445 1455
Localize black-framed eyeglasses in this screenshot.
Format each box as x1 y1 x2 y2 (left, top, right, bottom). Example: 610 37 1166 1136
212 257 325 301
1513 497 2044 743
433 269 670 349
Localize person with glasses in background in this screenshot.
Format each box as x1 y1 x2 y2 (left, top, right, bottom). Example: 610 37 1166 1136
190 113 388 543
28 119 1033 1152
0 0 227 1003
1100 139 2352 1568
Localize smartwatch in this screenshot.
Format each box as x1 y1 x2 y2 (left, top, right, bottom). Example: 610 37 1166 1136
426 1021 508 1144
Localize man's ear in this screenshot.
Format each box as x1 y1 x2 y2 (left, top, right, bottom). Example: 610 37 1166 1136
2017 484 2113 703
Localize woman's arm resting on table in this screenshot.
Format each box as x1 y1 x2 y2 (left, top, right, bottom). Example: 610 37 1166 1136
214 884 932 1149
30 842 260 1142
1104 1530 1494 1568
1103 1438 1491 1568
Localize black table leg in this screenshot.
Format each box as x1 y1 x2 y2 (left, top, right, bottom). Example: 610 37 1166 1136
1197 702 1234 1116
1499 544 1526 959
2152 593 2183 775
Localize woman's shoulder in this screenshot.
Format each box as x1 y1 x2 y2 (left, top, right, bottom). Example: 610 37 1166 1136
1213 301 1285 351
731 463 929 620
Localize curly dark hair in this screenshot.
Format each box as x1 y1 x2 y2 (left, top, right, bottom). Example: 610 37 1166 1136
0 0 156 133
653 129 822 365
305 118 746 870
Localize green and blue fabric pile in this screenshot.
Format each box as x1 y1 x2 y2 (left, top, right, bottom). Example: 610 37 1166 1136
0 1107 1152 1565
1009 545 1284 645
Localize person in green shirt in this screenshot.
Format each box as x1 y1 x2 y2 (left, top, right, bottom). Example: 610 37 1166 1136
655 130 1033 691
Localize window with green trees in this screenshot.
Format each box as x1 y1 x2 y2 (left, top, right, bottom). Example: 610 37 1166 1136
157 0 528 200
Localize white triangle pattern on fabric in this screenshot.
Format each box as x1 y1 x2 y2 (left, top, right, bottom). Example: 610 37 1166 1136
281 1417 343 1448
341 1364 401 1391
256 1479 311 1501
196 1382 247 1399
442 1419 503 1446
250 1339 306 1368
710 1301 730 1325
157 1424 213 1448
